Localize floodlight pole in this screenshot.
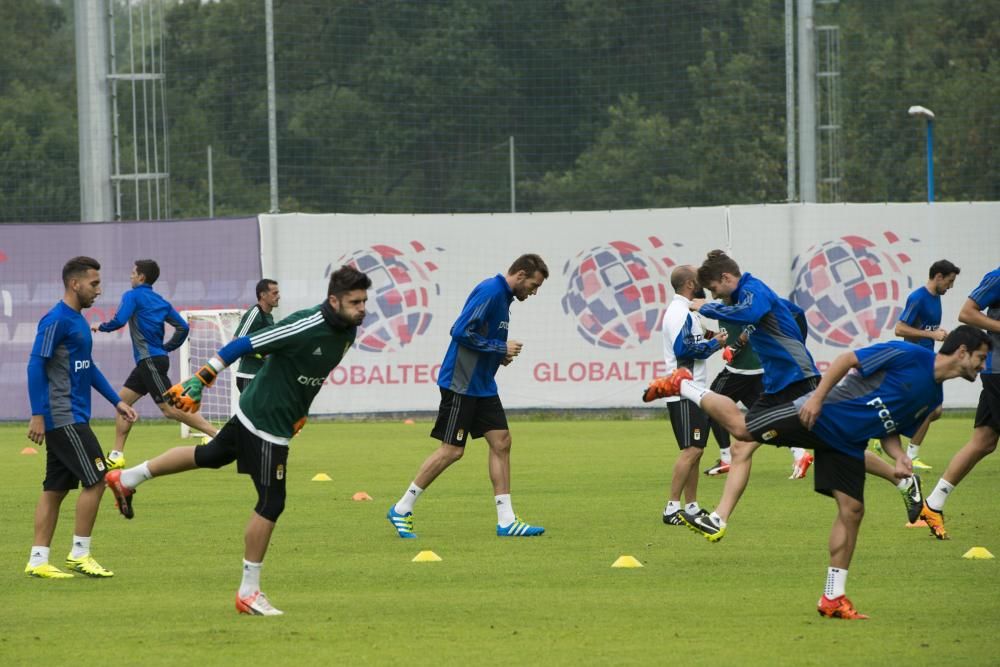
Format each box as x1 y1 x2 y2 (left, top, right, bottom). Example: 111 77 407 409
908 105 935 203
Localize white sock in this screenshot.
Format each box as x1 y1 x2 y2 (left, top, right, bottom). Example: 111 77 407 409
927 478 955 511
710 511 726 528
495 494 516 526
395 482 423 514
70 535 91 559
664 500 681 516
907 443 921 459
679 380 711 406
684 501 701 515
791 447 806 461
121 461 153 489
239 559 262 598
824 567 847 598
896 477 912 491
719 448 732 464
28 546 50 567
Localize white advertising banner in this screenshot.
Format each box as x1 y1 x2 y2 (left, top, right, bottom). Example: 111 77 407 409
259 203 999 414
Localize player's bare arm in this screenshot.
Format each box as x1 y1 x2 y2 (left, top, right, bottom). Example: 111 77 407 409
878 433 913 479
27 415 45 445
959 298 1000 333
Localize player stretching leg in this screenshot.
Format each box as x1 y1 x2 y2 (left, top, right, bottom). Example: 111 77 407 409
387 254 548 539
92 259 219 469
920 264 1000 539
25 257 138 579
651 327 989 618
106 266 371 615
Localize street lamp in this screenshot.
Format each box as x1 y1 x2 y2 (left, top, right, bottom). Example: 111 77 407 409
908 105 935 203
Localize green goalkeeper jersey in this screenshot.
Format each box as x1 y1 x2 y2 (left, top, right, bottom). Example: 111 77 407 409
237 303 356 445
234 305 274 379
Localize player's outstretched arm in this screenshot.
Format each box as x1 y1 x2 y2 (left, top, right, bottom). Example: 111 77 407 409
959 297 1000 333
163 336 252 411
799 351 860 429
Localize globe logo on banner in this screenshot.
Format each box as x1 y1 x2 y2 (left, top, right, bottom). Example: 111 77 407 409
561 237 676 350
790 231 914 348
331 241 442 352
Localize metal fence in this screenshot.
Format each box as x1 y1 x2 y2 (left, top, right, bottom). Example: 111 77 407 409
2 0 998 223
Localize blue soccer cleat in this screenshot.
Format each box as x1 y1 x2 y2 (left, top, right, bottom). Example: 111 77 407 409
497 518 545 537
387 505 417 539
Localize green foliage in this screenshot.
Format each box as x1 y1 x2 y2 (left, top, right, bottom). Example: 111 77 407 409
1 0 998 221
2 419 998 664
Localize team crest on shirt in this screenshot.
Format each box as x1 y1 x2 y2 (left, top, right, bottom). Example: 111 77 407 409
276 464 285 480
761 430 778 441
95 458 105 472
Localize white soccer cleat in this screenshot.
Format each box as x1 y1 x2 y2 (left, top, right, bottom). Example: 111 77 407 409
235 590 284 616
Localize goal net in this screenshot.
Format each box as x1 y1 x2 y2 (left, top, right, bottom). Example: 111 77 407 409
178 309 243 438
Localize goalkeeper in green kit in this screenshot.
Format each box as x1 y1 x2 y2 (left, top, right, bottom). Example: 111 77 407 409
106 266 371 616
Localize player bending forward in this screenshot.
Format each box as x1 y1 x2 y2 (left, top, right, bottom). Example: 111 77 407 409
106 266 371 615
648 326 989 619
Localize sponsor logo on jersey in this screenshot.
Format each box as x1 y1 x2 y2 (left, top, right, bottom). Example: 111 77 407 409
74 360 91 372
866 396 897 432
498 321 509 330
297 375 326 386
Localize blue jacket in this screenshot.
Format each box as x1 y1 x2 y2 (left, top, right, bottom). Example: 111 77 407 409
98 284 189 363
438 274 512 397
28 301 120 430
698 272 819 394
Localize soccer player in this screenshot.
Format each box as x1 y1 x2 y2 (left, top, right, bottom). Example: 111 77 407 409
920 264 1000 539
888 259 961 470
653 265 727 525
657 326 990 618
25 257 138 579
234 278 280 392
105 266 371 615
386 254 548 539
703 312 813 480
93 259 219 468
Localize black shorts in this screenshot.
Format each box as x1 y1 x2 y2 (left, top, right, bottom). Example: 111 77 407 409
194 417 289 488
123 355 173 404
236 376 253 393
710 369 764 409
430 388 508 446
43 423 107 491
667 400 711 450
813 444 866 503
744 377 825 450
974 375 1000 433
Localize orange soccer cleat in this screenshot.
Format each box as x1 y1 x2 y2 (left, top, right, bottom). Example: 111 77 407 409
817 595 869 620
642 368 693 403
919 501 949 540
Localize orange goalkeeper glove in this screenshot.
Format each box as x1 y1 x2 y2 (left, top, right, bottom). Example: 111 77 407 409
163 361 220 413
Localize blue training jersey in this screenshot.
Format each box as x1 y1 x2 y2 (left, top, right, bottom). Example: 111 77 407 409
437 274 512 397
698 272 819 394
28 301 121 431
897 286 942 351
796 341 942 459
98 283 189 363
969 266 1000 374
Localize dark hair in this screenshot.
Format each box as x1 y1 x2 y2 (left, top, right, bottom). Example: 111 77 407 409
134 259 160 285
62 256 101 286
508 253 549 279
328 265 372 297
697 249 741 286
256 278 278 299
939 325 992 355
929 259 960 279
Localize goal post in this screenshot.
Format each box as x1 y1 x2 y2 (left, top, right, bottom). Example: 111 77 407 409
178 309 244 438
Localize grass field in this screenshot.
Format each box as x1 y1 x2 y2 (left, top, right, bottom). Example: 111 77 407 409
2 416 998 666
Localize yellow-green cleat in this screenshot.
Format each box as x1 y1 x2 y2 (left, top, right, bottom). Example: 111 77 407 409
65 554 114 578
25 563 74 579
911 457 932 471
